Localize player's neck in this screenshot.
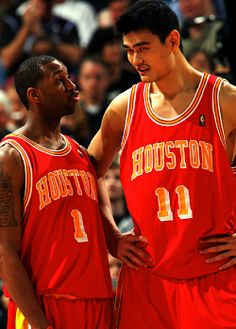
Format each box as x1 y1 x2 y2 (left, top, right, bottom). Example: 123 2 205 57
18 122 66 150
152 66 202 101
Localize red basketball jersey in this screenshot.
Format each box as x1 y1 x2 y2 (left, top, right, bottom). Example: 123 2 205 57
120 73 236 279
1 134 113 298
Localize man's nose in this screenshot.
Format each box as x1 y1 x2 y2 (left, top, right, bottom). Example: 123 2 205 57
66 78 76 90
133 53 144 66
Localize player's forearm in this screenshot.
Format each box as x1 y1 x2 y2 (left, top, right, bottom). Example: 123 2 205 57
97 177 122 256
101 206 122 257
0 248 50 329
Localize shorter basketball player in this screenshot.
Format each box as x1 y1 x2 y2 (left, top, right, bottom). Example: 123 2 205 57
0 55 150 329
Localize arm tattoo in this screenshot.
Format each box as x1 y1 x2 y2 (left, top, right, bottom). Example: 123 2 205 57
0 165 17 227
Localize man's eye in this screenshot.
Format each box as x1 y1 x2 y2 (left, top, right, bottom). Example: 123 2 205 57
126 49 133 55
56 78 64 84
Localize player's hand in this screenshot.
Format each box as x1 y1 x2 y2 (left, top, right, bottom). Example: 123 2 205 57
116 233 154 270
199 233 236 270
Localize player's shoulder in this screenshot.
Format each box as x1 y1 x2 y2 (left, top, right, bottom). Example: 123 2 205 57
106 87 133 118
109 88 131 106
219 79 236 114
219 79 236 100
0 141 20 159
218 79 236 132
0 142 24 176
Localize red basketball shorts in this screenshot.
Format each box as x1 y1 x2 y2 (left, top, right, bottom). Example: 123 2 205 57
115 265 236 329
7 296 115 329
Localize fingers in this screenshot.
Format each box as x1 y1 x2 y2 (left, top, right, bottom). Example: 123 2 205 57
199 234 236 271
121 252 150 271
199 244 228 254
199 234 236 254
204 251 231 264
219 258 236 270
199 246 236 271
200 235 232 244
117 234 154 270
204 253 236 271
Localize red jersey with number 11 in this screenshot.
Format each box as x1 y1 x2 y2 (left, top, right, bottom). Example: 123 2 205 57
120 73 236 279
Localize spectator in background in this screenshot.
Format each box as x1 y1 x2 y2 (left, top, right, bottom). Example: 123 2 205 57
0 90 11 140
218 0 236 84
187 49 215 73
87 0 109 13
178 0 225 65
104 155 132 227
0 0 81 82
167 0 226 24
52 0 98 51
187 48 234 82
97 0 131 28
61 55 111 147
87 27 139 100
5 83 28 131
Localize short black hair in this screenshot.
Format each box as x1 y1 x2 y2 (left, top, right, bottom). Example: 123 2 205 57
87 27 121 55
14 55 56 109
116 0 181 46
78 54 111 77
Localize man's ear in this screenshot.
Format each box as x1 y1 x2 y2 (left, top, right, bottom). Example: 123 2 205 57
27 87 40 104
169 29 180 50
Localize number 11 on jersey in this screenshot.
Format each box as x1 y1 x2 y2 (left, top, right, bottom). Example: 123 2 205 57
155 185 193 222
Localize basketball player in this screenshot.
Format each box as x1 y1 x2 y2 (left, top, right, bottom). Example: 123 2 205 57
0 55 150 329
88 1 236 328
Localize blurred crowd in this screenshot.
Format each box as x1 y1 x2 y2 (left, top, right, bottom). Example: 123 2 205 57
0 0 235 327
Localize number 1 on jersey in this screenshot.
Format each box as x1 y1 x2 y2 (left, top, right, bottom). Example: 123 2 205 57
155 185 193 221
71 209 88 242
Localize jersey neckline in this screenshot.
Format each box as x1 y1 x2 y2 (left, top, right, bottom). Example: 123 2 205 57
8 133 72 155
144 72 208 126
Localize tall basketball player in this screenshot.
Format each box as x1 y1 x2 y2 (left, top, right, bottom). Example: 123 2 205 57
88 1 236 328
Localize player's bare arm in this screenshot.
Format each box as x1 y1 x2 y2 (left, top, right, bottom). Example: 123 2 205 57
199 82 236 270
89 89 153 269
220 82 236 161
98 177 153 270
0 144 50 329
88 89 130 177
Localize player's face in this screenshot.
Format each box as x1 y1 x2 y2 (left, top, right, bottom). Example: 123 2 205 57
37 60 80 117
123 29 175 83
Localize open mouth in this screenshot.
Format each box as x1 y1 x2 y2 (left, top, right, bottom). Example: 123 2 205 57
137 67 149 76
71 91 80 102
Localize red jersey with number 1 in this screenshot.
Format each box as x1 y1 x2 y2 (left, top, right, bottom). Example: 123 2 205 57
120 73 236 279
1 133 113 298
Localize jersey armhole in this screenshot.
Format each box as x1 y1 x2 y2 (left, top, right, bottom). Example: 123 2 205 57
212 77 228 148
0 139 33 215
121 84 138 152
